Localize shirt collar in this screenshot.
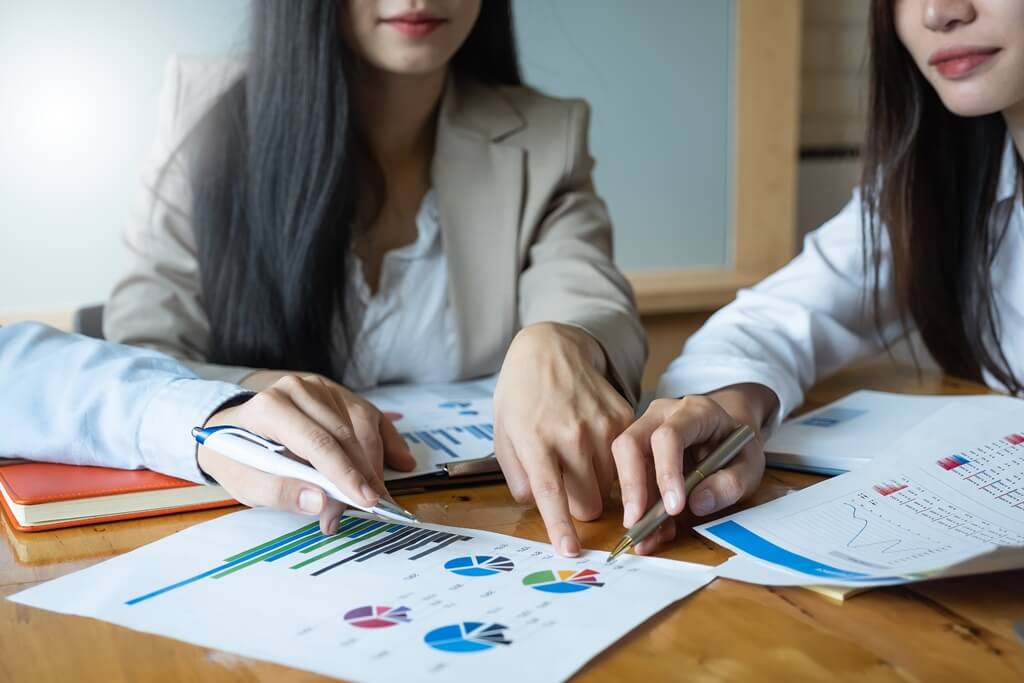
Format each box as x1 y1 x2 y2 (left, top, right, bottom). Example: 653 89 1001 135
996 134 1018 204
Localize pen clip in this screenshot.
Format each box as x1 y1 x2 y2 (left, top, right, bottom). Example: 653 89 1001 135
193 425 287 453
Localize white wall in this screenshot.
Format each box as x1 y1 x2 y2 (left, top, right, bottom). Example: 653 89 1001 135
0 0 248 313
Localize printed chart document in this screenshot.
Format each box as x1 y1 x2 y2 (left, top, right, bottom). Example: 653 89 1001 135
701 404 1024 587
11 508 714 683
362 378 497 482
766 390 1022 475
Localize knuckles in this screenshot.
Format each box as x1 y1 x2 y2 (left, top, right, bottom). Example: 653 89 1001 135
306 427 340 455
569 497 603 522
531 478 564 500
274 374 305 392
650 424 680 450
348 402 378 424
714 469 744 505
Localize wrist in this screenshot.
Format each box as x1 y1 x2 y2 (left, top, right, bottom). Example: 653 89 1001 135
513 322 606 374
707 383 778 435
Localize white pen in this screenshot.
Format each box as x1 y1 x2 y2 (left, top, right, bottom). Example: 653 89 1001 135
192 425 419 524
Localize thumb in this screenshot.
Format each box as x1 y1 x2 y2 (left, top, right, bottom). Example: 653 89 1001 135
200 448 329 515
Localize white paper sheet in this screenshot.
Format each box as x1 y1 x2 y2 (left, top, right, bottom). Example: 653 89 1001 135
765 390 1022 475
362 378 497 481
701 404 1024 587
11 508 713 683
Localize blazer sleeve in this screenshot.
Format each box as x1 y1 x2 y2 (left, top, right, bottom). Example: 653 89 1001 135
517 100 648 407
103 57 257 384
657 193 908 430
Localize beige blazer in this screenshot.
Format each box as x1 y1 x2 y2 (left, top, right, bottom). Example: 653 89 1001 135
104 57 647 405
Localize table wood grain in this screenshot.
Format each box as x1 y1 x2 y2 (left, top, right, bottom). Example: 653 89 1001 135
2 359 1022 682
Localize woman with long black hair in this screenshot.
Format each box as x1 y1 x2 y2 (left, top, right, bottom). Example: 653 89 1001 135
614 0 1024 554
105 1 646 556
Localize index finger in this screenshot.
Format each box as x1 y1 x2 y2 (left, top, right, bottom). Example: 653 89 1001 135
251 390 377 508
650 398 737 514
518 441 580 557
612 399 688 524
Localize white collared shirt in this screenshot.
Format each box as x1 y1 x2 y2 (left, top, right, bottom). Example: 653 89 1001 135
0 322 249 482
659 139 1024 430
339 190 459 390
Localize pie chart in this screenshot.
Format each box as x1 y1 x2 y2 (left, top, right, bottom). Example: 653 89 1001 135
522 568 605 594
444 555 515 577
424 622 511 653
343 605 411 629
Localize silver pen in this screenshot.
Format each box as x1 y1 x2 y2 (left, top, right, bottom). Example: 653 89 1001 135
607 423 755 563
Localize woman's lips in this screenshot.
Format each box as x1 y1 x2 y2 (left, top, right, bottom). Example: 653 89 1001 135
928 46 1000 79
381 12 447 37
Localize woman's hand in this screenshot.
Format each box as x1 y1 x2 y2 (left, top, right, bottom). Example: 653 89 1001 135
493 323 635 557
199 374 417 534
610 383 776 554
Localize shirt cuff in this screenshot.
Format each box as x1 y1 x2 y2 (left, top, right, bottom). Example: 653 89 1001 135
137 377 253 483
655 356 804 437
182 360 260 385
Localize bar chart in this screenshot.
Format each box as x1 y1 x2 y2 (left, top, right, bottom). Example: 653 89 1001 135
404 422 494 460
125 516 473 604
933 433 1024 513
14 507 715 683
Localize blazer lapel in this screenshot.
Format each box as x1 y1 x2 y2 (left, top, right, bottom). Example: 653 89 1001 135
432 78 526 378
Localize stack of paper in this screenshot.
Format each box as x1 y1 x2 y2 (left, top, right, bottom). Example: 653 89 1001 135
765 390 1022 475
704 402 1024 591
365 378 498 482
10 508 714 683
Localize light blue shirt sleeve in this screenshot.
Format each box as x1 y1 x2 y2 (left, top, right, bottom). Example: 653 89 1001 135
0 322 252 483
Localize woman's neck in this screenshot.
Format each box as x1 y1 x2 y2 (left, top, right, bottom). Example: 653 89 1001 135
355 66 447 166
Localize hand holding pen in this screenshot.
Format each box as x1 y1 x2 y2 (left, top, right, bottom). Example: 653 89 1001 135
198 374 419 534
611 388 771 555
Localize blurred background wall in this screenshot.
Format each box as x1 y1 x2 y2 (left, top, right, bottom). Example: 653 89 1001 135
0 0 735 313
0 0 249 313
797 1 867 240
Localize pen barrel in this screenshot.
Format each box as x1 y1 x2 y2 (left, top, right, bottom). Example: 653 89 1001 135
684 424 756 495
621 423 757 550
629 500 670 543
202 431 357 508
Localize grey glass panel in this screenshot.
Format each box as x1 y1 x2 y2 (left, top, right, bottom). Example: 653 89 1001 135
514 0 734 270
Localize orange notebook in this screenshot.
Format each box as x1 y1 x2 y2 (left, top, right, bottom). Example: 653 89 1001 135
0 462 237 532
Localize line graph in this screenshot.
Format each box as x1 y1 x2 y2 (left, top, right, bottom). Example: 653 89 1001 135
842 502 932 555
765 487 958 571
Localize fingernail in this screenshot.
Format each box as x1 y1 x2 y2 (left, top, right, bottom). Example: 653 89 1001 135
663 489 681 515
560 536 579 557
299 489 323 514
360 483 379 506
692 489 717 516
624 501 641 526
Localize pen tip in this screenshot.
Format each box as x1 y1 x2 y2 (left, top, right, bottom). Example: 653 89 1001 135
607 537 632 564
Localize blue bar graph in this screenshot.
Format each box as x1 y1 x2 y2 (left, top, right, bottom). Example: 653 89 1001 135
125 516 474 605
403 423 494 459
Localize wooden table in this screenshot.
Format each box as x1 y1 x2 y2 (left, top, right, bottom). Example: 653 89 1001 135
2 361 1023 681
